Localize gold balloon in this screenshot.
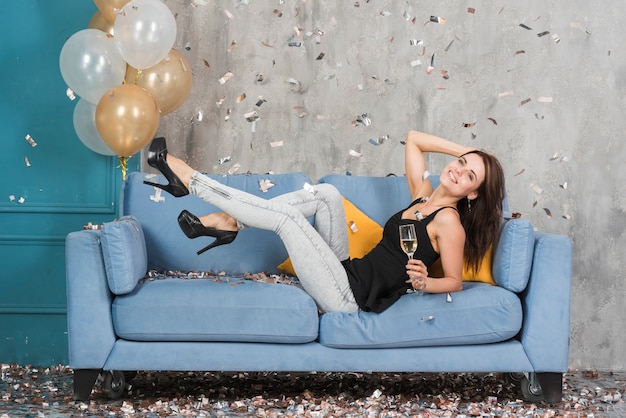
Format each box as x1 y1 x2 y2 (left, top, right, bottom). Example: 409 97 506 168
88 10 114 35
95 84 160 157
93 0 131 23
126 49 193 115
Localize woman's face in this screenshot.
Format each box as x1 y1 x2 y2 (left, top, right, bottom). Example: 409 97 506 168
439 153 486 200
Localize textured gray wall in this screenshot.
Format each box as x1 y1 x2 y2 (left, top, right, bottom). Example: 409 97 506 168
152 0 626 371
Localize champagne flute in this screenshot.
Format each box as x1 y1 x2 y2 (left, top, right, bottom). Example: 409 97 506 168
399 224 423 295
399 224 417 259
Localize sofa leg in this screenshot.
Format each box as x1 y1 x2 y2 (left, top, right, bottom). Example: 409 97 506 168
73 369 101 401
536 372 563 404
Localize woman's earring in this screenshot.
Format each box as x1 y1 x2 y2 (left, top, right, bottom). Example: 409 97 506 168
467 197 472 213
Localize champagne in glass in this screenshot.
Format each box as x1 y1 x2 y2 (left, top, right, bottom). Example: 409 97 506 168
399 224 417 259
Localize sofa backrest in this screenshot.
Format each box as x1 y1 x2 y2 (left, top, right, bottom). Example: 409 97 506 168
122 171 533 291
121 171 313 274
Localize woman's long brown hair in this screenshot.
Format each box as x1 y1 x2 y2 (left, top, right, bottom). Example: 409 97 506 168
456 150 506 273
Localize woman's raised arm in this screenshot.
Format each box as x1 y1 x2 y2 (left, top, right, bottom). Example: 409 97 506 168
404 130 475 198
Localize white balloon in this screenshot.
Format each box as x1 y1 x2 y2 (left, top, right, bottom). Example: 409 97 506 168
73 99 117 156
59 29 126 104
114 0 177 70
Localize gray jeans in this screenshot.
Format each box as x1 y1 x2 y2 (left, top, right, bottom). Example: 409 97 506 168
189 172 359 313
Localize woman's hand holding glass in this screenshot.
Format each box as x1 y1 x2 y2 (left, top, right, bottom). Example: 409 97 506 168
399 224 426 295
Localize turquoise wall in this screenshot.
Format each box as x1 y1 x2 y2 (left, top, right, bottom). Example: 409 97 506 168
0 1 137 365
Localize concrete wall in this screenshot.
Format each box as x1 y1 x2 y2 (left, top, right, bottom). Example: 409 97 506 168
154 0 626 371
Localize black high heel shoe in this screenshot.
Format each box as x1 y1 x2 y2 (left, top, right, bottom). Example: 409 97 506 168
178 210 238 255
143 137 189 197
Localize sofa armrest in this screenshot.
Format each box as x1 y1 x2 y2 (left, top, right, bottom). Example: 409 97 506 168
65 230 117 369
519 232 572 372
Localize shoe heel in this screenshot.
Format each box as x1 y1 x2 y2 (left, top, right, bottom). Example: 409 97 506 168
143 180 188 197
196 235 237 255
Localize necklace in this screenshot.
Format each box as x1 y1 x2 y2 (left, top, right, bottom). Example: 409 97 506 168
413 196 429 221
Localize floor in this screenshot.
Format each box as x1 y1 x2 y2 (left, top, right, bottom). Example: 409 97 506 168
1 365 625 417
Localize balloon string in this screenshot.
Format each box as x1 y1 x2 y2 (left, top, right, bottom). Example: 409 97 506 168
134 70 142 85
118 156 130 181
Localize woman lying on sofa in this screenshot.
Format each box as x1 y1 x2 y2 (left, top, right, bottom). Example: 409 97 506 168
143 131 505 314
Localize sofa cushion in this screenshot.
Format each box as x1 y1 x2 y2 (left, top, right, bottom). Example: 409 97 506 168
122 172 313 274
100 216 147 295
492 218 535 292
319 282 522 348
112 277 319 343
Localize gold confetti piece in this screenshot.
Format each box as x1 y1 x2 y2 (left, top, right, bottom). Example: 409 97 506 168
467 7 475 14
530 183 543 194
349 220 359 233
487 117 497 125
218 156 231 164
9 195 15 202
273 9 283 17
512 212 522 218
349 149 363 157
270 140 284 147
537 96 553 103
543 208 552 218
216 96 226 106
537 31 550 37
514 168 525 176
410 39 424 46
532 201 538 208
224 9 234 19
25 134 37 147
261 41 274 48
236 93 246 103
514 50 526 56
218 71 233 85
18 197 25 204
203 59 210 68
519 23 532 30
66 88 76 100
227 163 241 175
498 91 514 97
316 52 325 60
560 182 568 189
563 214 572 220
519 98 532 106
462 122 476 128
24 157 31 167
259 179 275 193
549 152 559 161
552 34 561 43
535 113 545 120
441 70 449 79
227 40 237 52
410 59 423 67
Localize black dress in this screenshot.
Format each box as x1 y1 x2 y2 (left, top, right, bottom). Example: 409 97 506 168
344 202 455 313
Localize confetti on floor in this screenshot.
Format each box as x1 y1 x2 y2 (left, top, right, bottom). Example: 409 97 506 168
1 364 625 417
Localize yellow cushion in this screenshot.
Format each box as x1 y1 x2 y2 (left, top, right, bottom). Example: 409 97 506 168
277 197 383 276
429 244 496 285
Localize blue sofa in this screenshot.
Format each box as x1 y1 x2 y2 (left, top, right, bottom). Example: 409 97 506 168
65 171 572 403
